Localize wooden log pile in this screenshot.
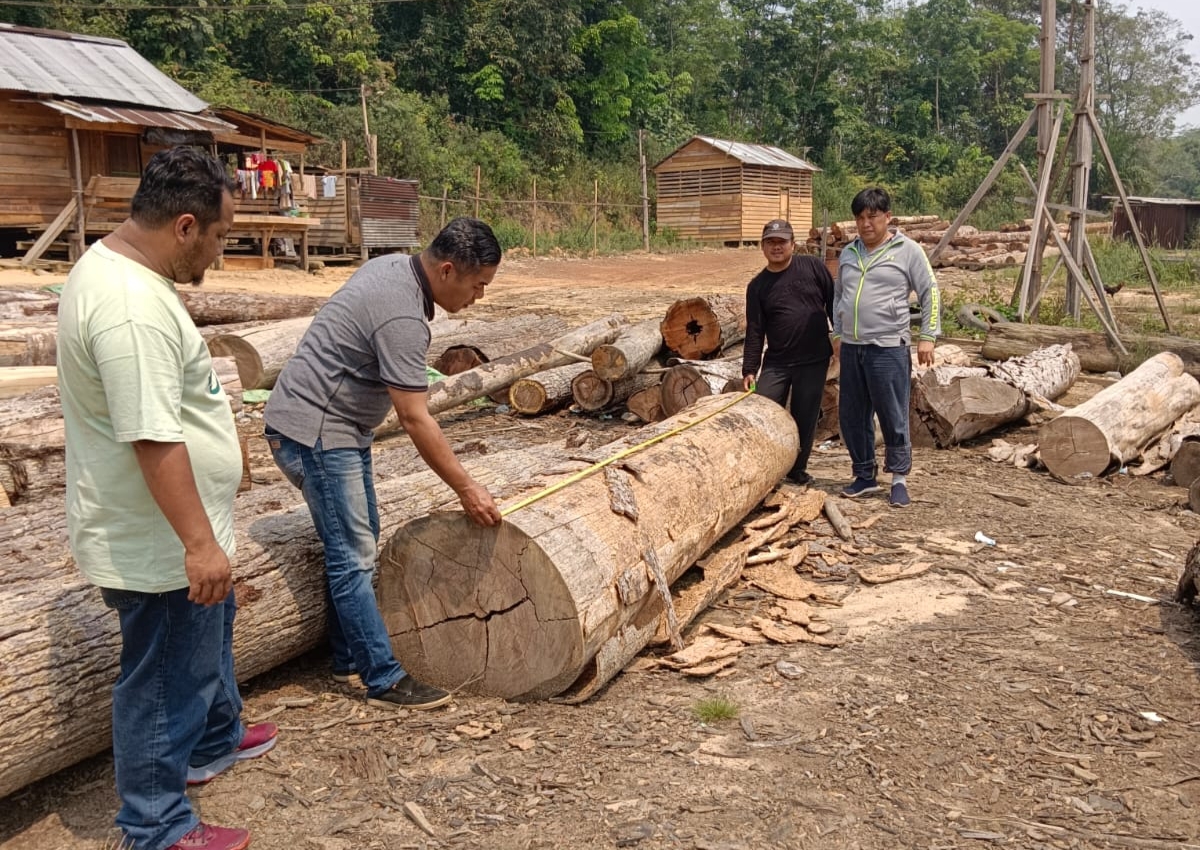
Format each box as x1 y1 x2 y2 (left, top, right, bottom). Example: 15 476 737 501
805 214 1112 271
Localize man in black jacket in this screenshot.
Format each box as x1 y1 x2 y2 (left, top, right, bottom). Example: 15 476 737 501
741 219 837 486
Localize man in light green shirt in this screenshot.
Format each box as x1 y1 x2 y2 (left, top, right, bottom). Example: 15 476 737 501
57 147 275 850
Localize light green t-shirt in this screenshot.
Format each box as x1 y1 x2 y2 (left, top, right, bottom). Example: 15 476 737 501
57 241 242 592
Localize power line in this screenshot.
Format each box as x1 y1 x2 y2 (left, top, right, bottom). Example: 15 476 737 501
0 0 419 11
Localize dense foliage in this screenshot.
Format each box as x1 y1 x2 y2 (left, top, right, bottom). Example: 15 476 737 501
6 0 1200 231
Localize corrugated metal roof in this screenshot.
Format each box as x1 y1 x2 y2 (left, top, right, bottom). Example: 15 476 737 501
0 23 208 112
40 98 235 132
1104 195 1200 207
691 135 818 170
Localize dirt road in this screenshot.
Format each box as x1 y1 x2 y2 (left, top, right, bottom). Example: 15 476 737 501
2 249 1198 850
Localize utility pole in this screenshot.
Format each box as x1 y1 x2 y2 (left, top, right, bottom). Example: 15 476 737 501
359 83 377 175
638 129 650 252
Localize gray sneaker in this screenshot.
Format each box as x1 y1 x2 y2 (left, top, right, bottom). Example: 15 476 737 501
367 676 452 711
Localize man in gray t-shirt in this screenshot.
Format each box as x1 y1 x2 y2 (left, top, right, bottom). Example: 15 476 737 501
264 217 502 711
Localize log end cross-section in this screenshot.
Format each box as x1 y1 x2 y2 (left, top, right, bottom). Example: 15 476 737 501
380 516 587 701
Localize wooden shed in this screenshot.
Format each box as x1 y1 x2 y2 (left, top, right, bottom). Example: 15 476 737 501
653 135 819 244
1110 196 1200 250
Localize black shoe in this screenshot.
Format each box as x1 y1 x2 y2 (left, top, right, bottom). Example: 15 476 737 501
787 470 814 487
367 676 452 711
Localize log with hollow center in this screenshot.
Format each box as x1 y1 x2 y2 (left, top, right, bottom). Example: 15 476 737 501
378 392 798 701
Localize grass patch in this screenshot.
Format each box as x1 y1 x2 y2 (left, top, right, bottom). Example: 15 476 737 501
692 696 739 723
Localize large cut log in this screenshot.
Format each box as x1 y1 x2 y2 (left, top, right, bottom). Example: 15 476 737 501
1169 439 1200 486
0 358 247 505
626 384 664 423
377 393 799 701
508 362 592 415
376 316 626 437
1177 539 1200 605
207 316 314 390
0 366 56 399
0 290 57 321
983 322 1200 380
660 294 745 360
177 290 327 326
913 345 1080 447
0 386 64 505
428 314 569 365
1039 352 1200 481
590 318 664 381
0 324 57 367
571 370 661 413
659 359 744 417
0 440 582 800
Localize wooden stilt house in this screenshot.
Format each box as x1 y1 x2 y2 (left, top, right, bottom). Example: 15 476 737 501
653 136 819 244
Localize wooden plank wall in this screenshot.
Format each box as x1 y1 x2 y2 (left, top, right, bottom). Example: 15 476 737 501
306 175 350 248
0 97 72 229
82 176 139 233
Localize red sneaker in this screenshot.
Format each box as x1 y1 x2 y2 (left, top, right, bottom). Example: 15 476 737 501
168 823 251 850
187 722 278 785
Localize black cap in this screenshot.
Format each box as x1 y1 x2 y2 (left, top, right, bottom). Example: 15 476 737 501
761 219 794 240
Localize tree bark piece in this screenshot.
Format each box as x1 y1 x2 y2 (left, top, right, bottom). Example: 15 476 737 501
590 318 664 381
913 345 1081 447
572 370 661 413
377 393 799 701
0 441 578 800
660 359 744 417
207 317 314 390
983 322 1200 380
177 291 327 326
660 294 745 360
1039 352 1200 481
509 362 592 415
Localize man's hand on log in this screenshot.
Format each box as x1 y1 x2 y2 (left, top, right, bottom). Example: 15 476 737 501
458 480 501 527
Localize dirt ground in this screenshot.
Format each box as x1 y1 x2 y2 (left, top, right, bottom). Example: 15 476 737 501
2 249 1200 850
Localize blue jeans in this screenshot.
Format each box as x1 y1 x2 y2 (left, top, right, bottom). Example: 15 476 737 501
755 358 830 477
264 426 405 697
100 587 245 850
838 342 912 480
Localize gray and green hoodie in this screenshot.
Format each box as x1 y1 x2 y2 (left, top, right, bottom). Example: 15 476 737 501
833 229 941 347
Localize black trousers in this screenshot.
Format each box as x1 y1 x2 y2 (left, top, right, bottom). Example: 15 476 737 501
755 358 830 477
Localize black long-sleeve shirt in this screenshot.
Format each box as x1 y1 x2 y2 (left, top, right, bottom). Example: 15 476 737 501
742 254 835 377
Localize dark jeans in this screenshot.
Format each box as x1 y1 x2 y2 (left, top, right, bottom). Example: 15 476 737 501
100 587 245 850
755 358 830 478
265 426 405 697
838 342 912 480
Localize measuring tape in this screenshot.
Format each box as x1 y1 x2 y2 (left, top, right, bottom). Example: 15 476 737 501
500 388 757 518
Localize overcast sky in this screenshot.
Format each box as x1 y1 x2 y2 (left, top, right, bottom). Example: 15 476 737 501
1126 0 1200 130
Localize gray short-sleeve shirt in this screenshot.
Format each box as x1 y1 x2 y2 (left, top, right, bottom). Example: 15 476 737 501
265 254 434 449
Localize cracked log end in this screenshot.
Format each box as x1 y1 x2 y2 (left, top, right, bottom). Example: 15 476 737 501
379 516 582 701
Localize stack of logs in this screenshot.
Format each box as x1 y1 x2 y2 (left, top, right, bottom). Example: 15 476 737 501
805 215 1113 271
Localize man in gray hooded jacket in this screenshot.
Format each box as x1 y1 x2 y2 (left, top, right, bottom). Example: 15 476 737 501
832 187 940 507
